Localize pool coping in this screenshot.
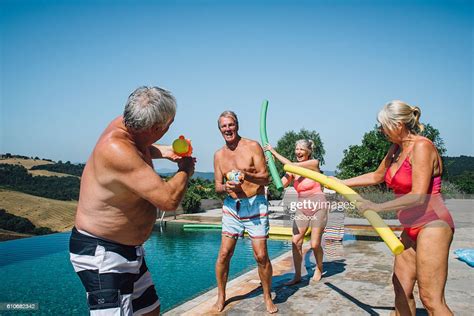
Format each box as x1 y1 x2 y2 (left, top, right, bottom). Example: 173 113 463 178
163 246 294 316
163 217 403 237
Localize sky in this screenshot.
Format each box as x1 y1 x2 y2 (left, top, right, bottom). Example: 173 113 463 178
1 0 472 172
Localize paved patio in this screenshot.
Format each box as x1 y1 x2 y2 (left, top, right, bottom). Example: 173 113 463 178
165 199 474 315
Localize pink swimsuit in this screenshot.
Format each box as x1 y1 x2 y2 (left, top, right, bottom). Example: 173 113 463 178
293 176 324 197
293 176 326 215
385 139 455 241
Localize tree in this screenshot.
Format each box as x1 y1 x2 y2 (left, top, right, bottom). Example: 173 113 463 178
451 171 474 194
267 128 325 199
274 129 325 166
421 124 446 156
336 127 390 180
337 123 446 180
182 190 201 213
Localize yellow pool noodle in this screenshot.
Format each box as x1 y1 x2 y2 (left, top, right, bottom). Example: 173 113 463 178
284 164 404 255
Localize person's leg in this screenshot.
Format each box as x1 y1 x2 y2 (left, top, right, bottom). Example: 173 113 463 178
213 236 238 312
246 196 277 313
214 198 244 312
310 209 328 282
416 220 453 315
310 226 325 282
142 305 160 316
391 231 417 316
251 238 278 314
128 254 161 316
284 220 307 285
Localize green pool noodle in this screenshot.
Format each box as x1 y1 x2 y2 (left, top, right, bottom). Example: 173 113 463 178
183 224 222 229
260 100 284 191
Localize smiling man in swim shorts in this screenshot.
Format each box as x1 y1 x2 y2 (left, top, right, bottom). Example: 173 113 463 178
212 110 278 314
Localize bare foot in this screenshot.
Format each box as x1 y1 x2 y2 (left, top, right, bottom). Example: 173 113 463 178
264 296 278 314
213 295 225 312
312 267 322 282
283 276 301 286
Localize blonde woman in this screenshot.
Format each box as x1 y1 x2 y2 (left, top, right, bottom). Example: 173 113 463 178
338 101 454 315
265 140 328 284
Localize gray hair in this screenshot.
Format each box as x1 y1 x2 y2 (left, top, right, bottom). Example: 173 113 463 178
217 110 239 129
377 100 424 134
123 86 176 131
295 139 314 155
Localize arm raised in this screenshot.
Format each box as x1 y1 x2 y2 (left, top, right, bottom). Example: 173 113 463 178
341 144 398 187
103 141 191 211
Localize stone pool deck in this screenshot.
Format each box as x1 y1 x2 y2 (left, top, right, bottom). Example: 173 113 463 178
164 199 473 315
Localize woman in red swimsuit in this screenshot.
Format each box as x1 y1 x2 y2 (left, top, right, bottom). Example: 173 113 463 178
340 100 454 315
265 140 328 284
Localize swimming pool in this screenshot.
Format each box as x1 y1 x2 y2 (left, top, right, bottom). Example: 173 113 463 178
0 223 292 314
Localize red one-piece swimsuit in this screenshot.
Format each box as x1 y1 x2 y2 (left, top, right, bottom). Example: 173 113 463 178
384 139 455 241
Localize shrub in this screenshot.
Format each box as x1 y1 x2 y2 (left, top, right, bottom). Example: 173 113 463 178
342 186 398 219
33 227 55 235
267 182 283 200
182 191 202 214
441 181 464 198
0 209 56 235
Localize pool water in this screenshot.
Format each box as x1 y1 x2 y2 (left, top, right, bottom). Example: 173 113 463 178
0 223 292 314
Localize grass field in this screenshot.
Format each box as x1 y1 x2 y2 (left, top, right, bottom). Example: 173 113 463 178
0 189 77 232
0 158 77 177
0 158 53 169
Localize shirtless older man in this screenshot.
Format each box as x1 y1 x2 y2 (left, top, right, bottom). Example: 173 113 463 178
213 111 278 314
70 86 194 316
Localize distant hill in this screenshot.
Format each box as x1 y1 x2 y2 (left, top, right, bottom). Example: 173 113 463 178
443 156 474 194
159 171 215 181
31 161 84 177
0 189 77 232
443 155 474 178
0 163 80 200
0 157 76 178
321 170 336 176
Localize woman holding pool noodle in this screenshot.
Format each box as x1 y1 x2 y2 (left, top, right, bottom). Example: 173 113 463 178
337 101 454 315
260 100 453 314
259 100 403 255
264 140 328 284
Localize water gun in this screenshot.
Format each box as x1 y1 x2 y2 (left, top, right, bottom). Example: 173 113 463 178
172 135 193 157
226 170 242 183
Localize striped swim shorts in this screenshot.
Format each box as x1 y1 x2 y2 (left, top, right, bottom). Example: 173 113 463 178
222 195 269 239
69 227 160 315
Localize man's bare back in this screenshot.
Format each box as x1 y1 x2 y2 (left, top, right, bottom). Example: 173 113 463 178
71 86 193 316
75 117 193 245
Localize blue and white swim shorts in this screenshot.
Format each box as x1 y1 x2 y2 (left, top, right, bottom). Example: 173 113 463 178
222 195 270 239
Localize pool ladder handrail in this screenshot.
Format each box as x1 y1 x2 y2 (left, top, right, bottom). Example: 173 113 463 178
157 208 166 227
